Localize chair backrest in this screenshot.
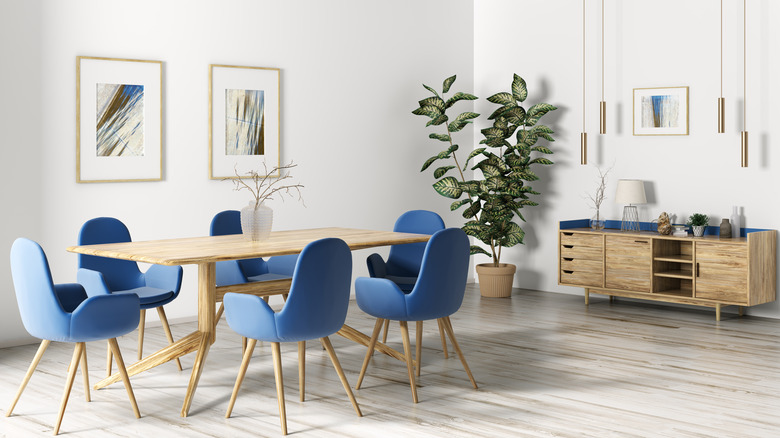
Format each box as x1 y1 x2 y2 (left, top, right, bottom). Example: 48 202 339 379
210 210 268 278
386 210 445 277
11 238 74 340
406 228 470 319
77 217 144 290
275 238 352 340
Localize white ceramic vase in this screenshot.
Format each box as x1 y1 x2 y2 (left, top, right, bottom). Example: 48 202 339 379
240 202 273 241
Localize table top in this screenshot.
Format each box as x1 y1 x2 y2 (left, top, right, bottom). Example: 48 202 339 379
67 227 430 265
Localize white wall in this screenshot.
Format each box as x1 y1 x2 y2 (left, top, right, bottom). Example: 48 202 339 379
0 0 475 347
475 0 780 319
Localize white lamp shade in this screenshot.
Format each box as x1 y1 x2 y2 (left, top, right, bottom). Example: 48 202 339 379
615 180 647 205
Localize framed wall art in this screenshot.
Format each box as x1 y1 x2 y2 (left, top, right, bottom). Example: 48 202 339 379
209 64 280 179
632 86 689 136
77 56 163 182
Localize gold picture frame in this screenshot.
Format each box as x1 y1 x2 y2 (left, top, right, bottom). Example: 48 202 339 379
209 64 280 179
632 86 689 136
76 56 163 183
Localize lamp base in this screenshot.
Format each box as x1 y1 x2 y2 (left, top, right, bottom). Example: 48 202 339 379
621 205 640 232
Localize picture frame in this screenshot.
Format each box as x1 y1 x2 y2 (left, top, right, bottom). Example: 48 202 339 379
632 86 689 136
209 64 280 179
77 56 163 183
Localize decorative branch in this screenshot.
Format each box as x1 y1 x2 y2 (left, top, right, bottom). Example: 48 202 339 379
227 161 305 209
585 165 612 212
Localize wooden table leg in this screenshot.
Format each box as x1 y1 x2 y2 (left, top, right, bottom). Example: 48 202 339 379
181 262 217 417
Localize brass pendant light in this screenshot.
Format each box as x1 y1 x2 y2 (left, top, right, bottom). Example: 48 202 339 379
741 0 748 167
581 0 588 165
599 0 606 134
718 0 725 133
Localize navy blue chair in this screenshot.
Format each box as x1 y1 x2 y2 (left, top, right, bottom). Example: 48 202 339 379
77 217 183 373
223 238 362 435
367 210 448 367
355 228 477 403
6 238 141 435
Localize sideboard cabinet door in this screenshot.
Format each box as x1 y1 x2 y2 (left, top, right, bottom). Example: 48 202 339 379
694 243 748 303
605 235 651 292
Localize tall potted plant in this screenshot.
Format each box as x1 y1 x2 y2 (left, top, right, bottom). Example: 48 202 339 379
412 74 556 297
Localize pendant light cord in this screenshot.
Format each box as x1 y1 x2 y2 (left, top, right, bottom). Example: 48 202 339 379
743 0 747 129
583 0 586 131
720 0 723 97
601 0 604 101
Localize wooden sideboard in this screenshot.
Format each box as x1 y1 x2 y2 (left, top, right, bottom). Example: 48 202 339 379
558 220 777 320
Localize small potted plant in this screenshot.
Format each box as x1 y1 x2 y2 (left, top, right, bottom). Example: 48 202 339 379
686 213 709 237
228 161 304 241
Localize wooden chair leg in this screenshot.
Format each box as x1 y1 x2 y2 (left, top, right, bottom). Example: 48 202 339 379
54 343 84 435
381 319 390 344
106 341 113 378
157 306 183 371
6 339 50 417
225 338 257 418
271 342 287 435
80 347 90 402
320 337 362 417
441 317 477 389
214 302 225 329
137 309 146 360
355 318 384 389
399 321 418 403
298 341 306 402
108 338 141 418
437 319 449 358
415 321 423 377
242 337 248 355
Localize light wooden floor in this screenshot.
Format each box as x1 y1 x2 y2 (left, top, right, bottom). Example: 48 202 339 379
2 286 780 437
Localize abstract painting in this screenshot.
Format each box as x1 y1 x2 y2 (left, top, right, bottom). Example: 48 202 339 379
225 89 265 155
77 56 162 182
96 83 145 156
210 64 280 179
633 87 689 135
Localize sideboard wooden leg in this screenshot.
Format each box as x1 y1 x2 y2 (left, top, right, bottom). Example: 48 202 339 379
738 306 744 317
584 289 590 306
715 303 721 321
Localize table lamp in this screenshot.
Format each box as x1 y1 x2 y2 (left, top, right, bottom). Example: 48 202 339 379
615 179 646 232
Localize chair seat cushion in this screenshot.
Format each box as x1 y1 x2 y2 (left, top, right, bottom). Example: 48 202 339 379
385 275 417 292
116 287 174 308
247 273 292 283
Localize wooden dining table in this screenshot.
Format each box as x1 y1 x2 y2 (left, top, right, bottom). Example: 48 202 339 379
67 227 430 417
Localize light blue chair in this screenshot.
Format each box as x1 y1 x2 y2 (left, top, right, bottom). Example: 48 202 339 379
77 217 183 372
366 210 449 363
355 228 477 403
223 238 362 435
6 238 141 435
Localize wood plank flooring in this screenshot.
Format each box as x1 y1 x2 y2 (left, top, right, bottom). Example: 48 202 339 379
2 286 779 437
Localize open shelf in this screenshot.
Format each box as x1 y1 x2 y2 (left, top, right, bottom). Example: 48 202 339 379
654 255 692 263
654 288 694 298
654 270 693 279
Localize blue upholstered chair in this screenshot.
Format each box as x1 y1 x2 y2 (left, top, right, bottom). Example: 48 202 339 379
223 238 362 435
77 217 183 372
355 228 477 403
6 238 141 435
366 210 448 364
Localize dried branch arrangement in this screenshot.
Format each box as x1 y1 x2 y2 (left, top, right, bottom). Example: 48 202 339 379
229 161 305 209
586 165 610 213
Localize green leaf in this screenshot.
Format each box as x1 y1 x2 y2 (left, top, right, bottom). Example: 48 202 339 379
530 146 553 154
477 163 503 179
442 75 457 93
421 155 438 172
432 176 462 199
455 111 479 122
412 105 441 118
462 221 483 237
445 92 478 108
448 111 480 133
422 84 439 97
445 144 459 155
462 200 481 219
426 114 448 126
512 74 528 102
525 103 557 126
487 103 516 120
464 147 487 168
448 121 468 133
531 125 554 134
469 245 492 257
499 222 525 247
419 96 446 112
503 106 527 125
433 165 455 179
529 157 554 165
487 92 515 106
429 133 451 142
451 199 470 211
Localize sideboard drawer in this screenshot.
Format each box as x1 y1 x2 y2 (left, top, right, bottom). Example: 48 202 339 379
561 232 602 247
560 269 602 287
561 245 603 260
560 258 603 273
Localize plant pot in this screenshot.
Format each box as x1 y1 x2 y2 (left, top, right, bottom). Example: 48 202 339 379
240 202 273 241
475 263 516 298
692 225 706 237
